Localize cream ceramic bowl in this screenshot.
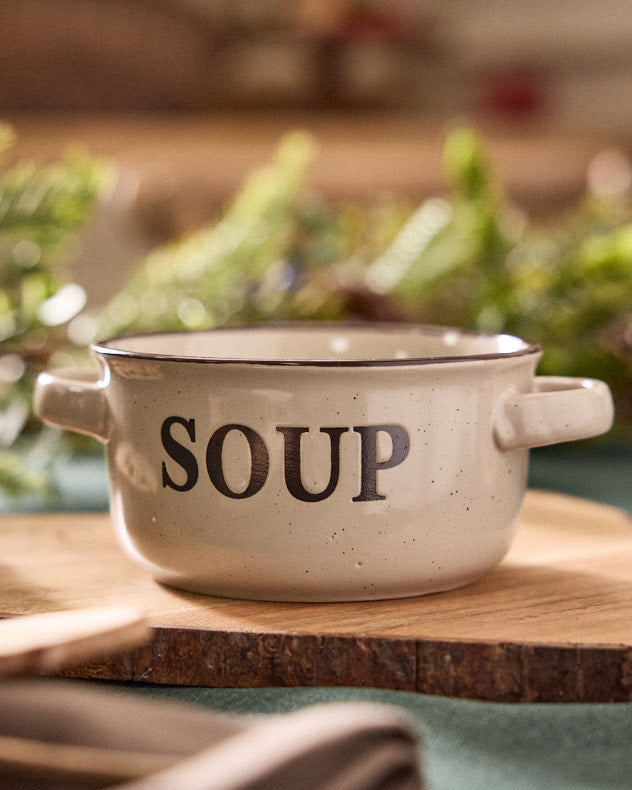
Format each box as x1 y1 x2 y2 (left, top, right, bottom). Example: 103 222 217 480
34 324 614 602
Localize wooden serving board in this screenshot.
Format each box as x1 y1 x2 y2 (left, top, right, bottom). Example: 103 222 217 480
1 490 631 702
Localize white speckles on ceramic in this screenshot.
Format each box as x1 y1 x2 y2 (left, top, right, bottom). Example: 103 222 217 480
34 324 614 601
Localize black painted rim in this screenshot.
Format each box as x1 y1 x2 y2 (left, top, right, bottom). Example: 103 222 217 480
91 322 541 367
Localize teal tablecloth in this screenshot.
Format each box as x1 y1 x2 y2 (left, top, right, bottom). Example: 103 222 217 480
131 686 632 790
3 443 632 789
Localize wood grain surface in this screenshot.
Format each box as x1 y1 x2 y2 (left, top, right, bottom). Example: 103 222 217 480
1 490 631 702
0 606 149 678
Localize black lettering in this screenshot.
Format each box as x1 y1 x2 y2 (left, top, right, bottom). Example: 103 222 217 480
352 425 410 502
206 424 269 499
161 416 198 492
277 426 349 502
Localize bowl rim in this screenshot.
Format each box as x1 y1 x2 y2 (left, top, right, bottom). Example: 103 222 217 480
91 322 541 368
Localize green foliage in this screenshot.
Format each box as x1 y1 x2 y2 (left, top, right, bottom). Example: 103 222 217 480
94 127 632 438
0 123 110 495
367 128 632 430
97 132 348 339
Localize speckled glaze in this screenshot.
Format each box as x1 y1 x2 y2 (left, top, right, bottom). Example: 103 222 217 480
34 324 614 601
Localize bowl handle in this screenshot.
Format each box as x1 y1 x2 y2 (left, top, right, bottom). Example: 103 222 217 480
493 376 614 451
34 369 111 442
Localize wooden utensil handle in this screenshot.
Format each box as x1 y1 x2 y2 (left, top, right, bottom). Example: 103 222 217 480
0 734 177 783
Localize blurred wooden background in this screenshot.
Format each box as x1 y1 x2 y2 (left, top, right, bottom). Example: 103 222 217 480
1 0 630 304
2 0 631 125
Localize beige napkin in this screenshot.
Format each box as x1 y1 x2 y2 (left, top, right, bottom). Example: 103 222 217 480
0 679 423 789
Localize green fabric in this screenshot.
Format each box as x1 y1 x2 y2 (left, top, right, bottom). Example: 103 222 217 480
529 443 632 514
125 685 632 790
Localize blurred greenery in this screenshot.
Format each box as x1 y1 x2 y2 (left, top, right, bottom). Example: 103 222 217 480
97 132 348 338
1 124 630 497
367 129 632 432
96 127 631 435
0 123 111 495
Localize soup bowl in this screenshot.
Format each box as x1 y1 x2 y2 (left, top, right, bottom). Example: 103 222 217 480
34 324 614 601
